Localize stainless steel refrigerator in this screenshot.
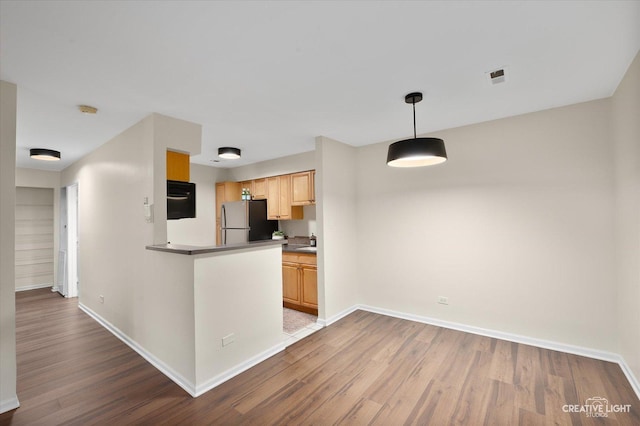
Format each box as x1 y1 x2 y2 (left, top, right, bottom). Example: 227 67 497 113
220 200 278 244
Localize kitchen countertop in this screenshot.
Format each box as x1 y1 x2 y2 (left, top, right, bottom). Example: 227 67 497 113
283 244 317 254
146 239 287 255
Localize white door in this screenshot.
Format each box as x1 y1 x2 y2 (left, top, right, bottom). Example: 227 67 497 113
66 183 79 298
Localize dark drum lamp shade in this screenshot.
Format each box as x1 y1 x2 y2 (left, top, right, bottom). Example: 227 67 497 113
30 148 61 161
386 137 447 167
218 147 241 159
387 92 447 167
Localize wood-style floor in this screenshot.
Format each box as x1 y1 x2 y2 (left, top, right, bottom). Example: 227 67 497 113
1 289 638 425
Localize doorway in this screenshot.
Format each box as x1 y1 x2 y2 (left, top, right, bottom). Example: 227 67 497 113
15 187 54 291
58 183 78 298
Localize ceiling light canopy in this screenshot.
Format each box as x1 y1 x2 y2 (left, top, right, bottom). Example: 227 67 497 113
218 147 241 159
30 148 61 161
387 92 447 168
78 105 98 114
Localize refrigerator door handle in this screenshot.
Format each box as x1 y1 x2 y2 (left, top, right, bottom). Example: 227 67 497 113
222 205 226 245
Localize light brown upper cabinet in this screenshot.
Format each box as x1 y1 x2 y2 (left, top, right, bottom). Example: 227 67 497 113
240 180 253 197
267 175 303 220
166 150 190 182
291 170 315 206
252 178 267 200
215 181 242 244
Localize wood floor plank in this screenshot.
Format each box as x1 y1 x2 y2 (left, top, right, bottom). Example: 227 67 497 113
231 344 335 414
1 288 638 426
482 379 519 425
449 350 495 425
300 359 386 425
336 397 383 425
513 344 546 416
488 338 518 384
544 373 576 426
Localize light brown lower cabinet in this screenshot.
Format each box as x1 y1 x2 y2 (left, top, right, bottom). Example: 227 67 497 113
282 252 317 315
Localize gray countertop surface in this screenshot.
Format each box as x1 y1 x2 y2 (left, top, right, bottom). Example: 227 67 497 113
146 239 287 255
282 244 317 254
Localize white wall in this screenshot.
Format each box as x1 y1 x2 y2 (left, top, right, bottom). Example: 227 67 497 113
612 52 640 382
225 150 315 182
280 205 317 237
356 99 617 352
61 115 155 317
167 163 220 246
194 245 283 392
0 80 18 413
152 114 202 244
60 114 202 385
316 136 359 322
16 168 61 291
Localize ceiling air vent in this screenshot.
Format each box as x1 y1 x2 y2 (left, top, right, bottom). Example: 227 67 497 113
486 67 507 85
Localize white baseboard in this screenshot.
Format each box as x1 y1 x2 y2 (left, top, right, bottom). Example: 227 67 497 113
318 304 360 327
77 300 640 402
359 304 622 362
618 356 640 400
194 342 286 397
79 303 289 399
15 283 52 292
0 396 19 415
328 303 640 401
79 303 197 397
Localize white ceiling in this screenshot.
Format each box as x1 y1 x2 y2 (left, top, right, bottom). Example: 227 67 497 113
1 1 639 172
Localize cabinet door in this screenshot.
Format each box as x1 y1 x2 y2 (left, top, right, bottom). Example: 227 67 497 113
240 181 253 198
311 170 315 204
282 263 300 304
278 174 292 219
167 151 190 182
301 265 318 308
223 182 242 202
266 176 280 219
266 175 303 220
215 218 221 246
291 172 312 206
253 178 267 200
215 183 225 213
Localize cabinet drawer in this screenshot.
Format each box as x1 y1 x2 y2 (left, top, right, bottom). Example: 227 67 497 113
282 252 317 265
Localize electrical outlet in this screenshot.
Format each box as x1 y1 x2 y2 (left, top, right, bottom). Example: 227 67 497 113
99 295 104 304
222 333 235 347
437 296 448 305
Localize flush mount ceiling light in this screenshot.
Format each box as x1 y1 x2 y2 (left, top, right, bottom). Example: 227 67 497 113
386 92 447 167
30 148 61 161
218 147 241 159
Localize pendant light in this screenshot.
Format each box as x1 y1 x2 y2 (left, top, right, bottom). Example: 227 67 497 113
218 147 241 159
387 92 447 167
30 148 61 161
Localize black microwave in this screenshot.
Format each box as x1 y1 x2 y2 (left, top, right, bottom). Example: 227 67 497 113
167 180 196 220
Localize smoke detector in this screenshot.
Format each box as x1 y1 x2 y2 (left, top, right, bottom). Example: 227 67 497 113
486 67 508 85
78 105 98 114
